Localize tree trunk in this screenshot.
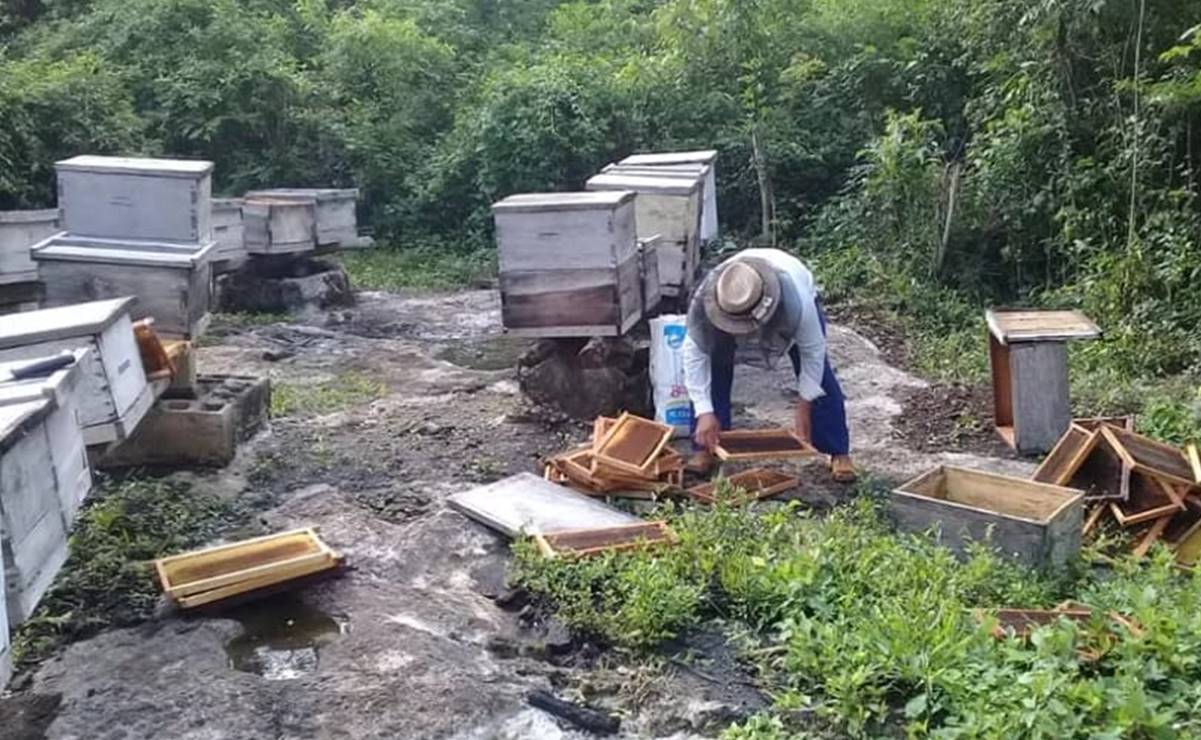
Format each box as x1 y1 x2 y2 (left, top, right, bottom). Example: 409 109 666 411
750 124 775 246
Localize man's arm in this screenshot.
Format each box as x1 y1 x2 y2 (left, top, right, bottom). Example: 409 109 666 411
792 290 826 442
683 334 721 450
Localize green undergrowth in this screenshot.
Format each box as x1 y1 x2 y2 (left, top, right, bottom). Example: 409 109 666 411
270 371 387 418
513 484 1201 738
339 246 496 292
11 476 257 669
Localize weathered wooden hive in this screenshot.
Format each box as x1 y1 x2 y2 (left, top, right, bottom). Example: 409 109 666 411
210 197 246 273
244 188 360 247
241 197 318 256
619 150 718 244
585 173 703 297
493 191 642 337
0 298 152 446
0 209 60 285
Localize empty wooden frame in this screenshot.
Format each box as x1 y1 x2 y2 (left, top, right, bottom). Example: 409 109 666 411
1108 474 1185 527
1034 423 1130 500
592 412 674 477
714 428 817 462
1101 426 1197 489
534 521 678 558
687 468 799 505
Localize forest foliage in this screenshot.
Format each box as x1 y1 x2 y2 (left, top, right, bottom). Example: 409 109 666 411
2 0 1201 384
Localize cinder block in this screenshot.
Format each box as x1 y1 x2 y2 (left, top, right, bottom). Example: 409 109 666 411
99 375 269 468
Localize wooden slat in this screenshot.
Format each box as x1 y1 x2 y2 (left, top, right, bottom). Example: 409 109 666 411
1033 426 1099 485
1109 473 1185 527
1132 515 1172 558
155 528 336 598
1187 442 1201 485
1082 504 1108 537
989 334 1014 433
173 558 341 609
714 429 817 462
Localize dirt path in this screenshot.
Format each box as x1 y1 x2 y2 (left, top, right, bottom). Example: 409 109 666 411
15 289 1031 740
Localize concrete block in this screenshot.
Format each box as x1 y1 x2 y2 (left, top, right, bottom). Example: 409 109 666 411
99 375 269 468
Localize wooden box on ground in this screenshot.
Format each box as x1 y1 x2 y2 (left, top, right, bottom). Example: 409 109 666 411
242 197 318 255
155 528 342 609
31 235 215 338
245 189 359 247
0 298 152 446
0 209 60 285
890 465 1084 569
987 309 1101 455
493 192 642 338
585 173 703 298
55 156 213 243
210 198 246 273
619 150 719 244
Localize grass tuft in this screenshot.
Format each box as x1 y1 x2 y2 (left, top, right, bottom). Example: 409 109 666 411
270 371 387 418
339 246 496 292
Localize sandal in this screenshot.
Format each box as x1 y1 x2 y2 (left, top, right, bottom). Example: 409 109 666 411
830 456 857 483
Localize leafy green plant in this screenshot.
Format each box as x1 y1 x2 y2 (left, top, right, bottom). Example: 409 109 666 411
270 371 387 418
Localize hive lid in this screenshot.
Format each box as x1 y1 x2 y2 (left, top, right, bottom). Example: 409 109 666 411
31 235 216 268
0 399 52 451
0 349 89 409
603 162 710 178
492 191 635 214
0 209 59 224
986 309 1102 344
0 298 135 348
55 155 214 177
620 150 718 167
244 188 358 202
586 173 702 196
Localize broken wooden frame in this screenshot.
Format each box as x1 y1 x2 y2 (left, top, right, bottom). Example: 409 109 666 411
977 603 1141 661
713 428 817 462
533 521 678 558
1101 426 1198 489
1108 474 1185 527
687 468 799 505
591 412 674 478
1034 422 1131 500
154 528 342 609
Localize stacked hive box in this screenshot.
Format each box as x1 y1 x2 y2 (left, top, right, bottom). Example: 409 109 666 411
619 150 719 245
240 188 362 256
0 209 60 315
31 156 217 338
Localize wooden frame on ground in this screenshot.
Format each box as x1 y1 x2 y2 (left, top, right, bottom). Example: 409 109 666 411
713 429 817 462
533 521 678 558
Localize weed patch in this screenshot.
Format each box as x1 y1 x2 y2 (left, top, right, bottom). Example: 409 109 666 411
270 371 387 418
339 246 495 292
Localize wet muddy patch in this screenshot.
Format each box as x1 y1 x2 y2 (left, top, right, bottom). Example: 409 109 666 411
435 336 529 371
222 593 348 680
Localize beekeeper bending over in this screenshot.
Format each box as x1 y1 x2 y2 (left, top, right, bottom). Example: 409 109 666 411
683 248 855 481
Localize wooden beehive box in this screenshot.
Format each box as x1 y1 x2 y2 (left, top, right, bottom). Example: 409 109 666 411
0 298 152 446
155 528 342 609
586 173 703 297
619 150 719 244
242 197 318 255
210 198 246 273
245 189 359 247
639 236 662 316
493 191 642 337
32 235 215 338
0 209 60 285
0 350 93 524
987 309 1101 455
55 155 213 243
890 465 1084 569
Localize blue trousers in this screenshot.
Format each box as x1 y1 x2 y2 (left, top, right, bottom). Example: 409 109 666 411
692 301 851 456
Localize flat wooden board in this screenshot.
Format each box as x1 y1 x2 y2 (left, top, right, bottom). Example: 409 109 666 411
1032 426 1098 485
986 309 1101 344
448 473 639 537
688 468 799 505
1188 442 1201 485
535 521 678 558
593 413 673 476
714 429 817 462
1102 426 1196 488
1131 516 1172 559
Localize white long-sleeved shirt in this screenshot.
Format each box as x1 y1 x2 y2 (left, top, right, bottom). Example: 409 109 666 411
683 249 826 417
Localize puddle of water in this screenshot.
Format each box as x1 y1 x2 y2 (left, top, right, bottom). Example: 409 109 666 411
435 337 528 371
223 593 348 680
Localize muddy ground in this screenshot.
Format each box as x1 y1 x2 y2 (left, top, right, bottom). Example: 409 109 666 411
3 288 1034 740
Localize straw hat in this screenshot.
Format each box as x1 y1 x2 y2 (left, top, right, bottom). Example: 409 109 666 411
701 256 781 335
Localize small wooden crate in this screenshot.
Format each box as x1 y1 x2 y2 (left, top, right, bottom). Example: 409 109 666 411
245 189 358 247
533 521 678 558
493 192 642 338
987 309 1101 455
155 528 342 609
619 150 719 244
243 197 318 255
585 173 703 297
0 298 152 445
714 429 817 462
890 465 1084 569
55 155 213 243
0 209 60 285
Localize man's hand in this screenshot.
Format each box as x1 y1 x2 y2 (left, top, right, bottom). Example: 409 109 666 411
794 399 813 444
694 413 722 451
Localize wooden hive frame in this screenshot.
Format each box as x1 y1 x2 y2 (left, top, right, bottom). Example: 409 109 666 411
1101 426 1197 489
591 412 674 478
1033 425 1099 486
714 429 818 462
1108 475 1185 527
533 521 678 559
1034 423 1131 500
687 468 799 505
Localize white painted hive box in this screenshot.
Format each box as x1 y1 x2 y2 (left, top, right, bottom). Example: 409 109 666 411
0 209 61 285
242 197 317 255
620 150 718 244
0 298 152 446
55 155 213 242
31 235 215 338
0 349 93 525
585 174 703 297
210 198 246 271
244 188 359 247
493 191 642 338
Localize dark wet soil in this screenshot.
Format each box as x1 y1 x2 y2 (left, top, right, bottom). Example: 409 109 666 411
824 302 913 371
0 692 62 740
893 382 1016 458
222 593 348 680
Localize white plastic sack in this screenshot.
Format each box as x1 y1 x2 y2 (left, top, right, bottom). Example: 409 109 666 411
649 314 693 438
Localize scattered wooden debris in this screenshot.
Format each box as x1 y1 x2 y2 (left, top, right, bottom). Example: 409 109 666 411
714 428 817 462
534 521 678 558
155 528 343 610
687 468 799 505
544 413 684 499
977 602 1141 661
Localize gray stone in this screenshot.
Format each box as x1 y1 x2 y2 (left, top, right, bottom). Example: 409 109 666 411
217 257 354 314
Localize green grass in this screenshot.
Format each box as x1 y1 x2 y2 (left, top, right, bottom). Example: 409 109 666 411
514 486 1201 738
339 246 496 291
11 477 255 668
270 371 387 417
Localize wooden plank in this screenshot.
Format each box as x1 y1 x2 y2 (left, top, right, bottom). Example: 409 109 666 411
534 521 678 558
714 428 818 462
985 309 1101 344
1082 504 1108 537
687 468 799 505
1033 425 1099 485
592 413 673 477
940 467 1082 522
989 333 1013 432
1187 442 1201 485
159 529 337 598
1074 416 1135 432
1132 515 1172 558
1101 426 1196 488
1009 341 1070 455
